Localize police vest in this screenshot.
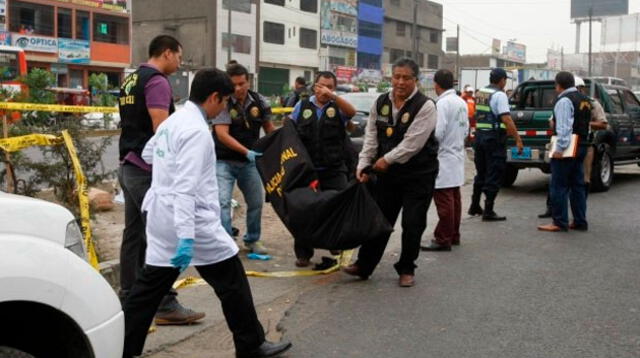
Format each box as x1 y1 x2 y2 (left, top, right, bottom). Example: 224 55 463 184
295 99 346 169
552 90 591 146
475 85 507 137
118 66 175 161
214 90 267 162
375 91 439 176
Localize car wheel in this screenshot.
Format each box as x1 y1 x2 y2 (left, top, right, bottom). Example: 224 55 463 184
502 165 519 187
0 347 35 358
591 144 614 192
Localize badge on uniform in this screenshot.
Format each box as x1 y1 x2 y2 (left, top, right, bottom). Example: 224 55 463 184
303 109 313 119
326 107 336 118
250 106 261 118
230 109 239 119
381 105 390 116
386 127 393 137
401 112 410 124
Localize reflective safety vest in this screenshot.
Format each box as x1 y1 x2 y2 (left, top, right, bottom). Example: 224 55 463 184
475 85 507 133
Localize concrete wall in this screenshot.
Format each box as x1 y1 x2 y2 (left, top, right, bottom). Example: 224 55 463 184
216 1 259 73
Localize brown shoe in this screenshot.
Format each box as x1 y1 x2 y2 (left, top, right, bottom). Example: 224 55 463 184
537 223 567 232
295 258 310 267
342 264 369 280
399 274 415 287
154 305 205 326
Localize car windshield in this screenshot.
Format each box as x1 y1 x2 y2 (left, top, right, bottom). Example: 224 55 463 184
342 94 377 113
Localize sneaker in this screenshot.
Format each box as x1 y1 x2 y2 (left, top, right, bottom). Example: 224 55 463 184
154 303 206 326
245 241 269 255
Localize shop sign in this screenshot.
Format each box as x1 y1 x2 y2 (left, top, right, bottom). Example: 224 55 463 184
12 34 58 53
59 39 90 64
321 30 357 48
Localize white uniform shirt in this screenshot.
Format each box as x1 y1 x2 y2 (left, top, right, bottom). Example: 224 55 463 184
141 101 238 267
435 89 469 189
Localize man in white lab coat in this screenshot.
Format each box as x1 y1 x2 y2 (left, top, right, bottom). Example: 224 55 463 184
422 69 469 251
122 69 292 358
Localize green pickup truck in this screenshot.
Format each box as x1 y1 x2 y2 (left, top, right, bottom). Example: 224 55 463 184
503 79 640 192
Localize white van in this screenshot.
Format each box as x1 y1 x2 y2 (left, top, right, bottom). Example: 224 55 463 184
0 193 123 358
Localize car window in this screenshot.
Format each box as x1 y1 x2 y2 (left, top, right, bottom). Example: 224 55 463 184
343 95 377 113
607 90 624 114
621 90 640 110
521 88 538 108
541 88 557 108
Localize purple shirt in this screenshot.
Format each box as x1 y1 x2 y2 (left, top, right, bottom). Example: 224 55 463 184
141 63 172 111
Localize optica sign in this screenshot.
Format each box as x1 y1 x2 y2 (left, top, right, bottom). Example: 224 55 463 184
11 34 58 53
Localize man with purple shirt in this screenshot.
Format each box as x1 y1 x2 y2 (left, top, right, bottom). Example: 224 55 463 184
118 35 205 325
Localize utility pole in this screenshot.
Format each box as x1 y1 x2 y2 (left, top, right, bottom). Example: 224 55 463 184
561 46 564 70
412 0 418 62
227 3 233 63
589 6 593 77
456 25 460 83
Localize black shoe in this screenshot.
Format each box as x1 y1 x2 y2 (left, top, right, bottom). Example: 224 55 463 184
468 205 484 216
482 211 507 221
538 209 552 219
232 226 240 237
420 242 452 251
236 340 292 358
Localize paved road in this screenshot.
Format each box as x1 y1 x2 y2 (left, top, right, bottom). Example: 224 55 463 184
281 166 640 358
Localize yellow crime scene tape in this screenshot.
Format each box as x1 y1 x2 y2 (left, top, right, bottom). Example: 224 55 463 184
0 102 118 114
173 250 354 290
271 107 293 115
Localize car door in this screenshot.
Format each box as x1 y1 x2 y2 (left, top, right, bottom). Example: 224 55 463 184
606 89 633 158
620 89 640 157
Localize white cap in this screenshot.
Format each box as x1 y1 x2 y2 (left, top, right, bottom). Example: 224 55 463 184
465 87 475 92
575 76 585 87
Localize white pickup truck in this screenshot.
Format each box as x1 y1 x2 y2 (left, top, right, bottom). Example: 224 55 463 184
0 192 123 358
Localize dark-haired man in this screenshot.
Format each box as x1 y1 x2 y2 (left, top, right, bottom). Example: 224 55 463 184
422 69 469 252
285 76 310 107
118 35 203 324
213 63 275 255
343 58 439 287
290 71 356 267
122 68 292 358
538 71 590 232
468 68 523 221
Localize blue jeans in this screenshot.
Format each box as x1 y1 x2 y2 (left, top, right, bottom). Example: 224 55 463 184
550 147 588 230
217 161 264 243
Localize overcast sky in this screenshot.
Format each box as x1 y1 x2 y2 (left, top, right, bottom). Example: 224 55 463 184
431 0 640 63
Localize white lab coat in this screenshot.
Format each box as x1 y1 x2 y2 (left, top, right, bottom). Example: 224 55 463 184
435 89 469 189
141 101 238 267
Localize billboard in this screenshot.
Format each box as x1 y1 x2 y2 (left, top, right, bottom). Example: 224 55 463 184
446 37 458 52
601 13 640 51
505 41 526 63
571 0 628 19
59 39 90 64
12 33 58 53
54 0 128 12
321 0 358 48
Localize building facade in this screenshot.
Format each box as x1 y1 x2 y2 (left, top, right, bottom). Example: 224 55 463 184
319 0 358 83
2 0 130 89
382 0 443 75
357 0 383 71
259 0 319 96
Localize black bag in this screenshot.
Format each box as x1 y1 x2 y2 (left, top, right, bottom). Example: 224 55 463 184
254 121 392 250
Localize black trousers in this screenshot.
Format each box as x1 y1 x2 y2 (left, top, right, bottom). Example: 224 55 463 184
355 172 436 276
123 255 265 357
118 164 177 306
473 134 506 201
294 168 349 260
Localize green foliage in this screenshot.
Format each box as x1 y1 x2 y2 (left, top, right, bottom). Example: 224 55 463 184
377 81 391 93
19 68 56 127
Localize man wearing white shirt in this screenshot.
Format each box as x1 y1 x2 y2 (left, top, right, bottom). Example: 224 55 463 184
122 69 291 358
422 70 469 251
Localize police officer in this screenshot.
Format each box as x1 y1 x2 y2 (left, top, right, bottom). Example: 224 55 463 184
212 63 275 255
290 71 356 267
343 58 439 288
118 35 204 325
468 68 523 221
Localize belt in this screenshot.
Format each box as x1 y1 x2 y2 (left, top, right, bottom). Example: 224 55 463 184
476 122 506 130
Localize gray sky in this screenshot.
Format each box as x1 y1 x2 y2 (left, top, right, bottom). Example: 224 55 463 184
432 0 640 63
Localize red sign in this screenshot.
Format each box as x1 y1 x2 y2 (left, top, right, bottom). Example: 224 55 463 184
334 66 358 83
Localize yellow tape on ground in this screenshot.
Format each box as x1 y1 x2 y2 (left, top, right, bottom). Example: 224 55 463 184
0 102 118 114
172 250 354 290
0 132 100 270
271 107 293 115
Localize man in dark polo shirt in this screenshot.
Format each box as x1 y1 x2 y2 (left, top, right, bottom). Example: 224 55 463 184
118 35 204 325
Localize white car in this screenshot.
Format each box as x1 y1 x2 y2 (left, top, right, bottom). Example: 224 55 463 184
0 192 123 358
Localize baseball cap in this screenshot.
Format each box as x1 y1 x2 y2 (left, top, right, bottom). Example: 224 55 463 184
465 87 475 92
490 68 511 82
574 76 585 87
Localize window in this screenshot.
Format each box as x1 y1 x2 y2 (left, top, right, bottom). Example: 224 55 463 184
300 0 318 13
9 1 54 36
264 21 285 45
0 52 19 81
223 0 251 13
396 22 405 37
427 54 439 69
93 13 129 44
361 0 382 6
265 0 285 6
417 53 424 67
70 69 84 89
329 56 346 66
76 11 90 40
335 15 356 33
430 31 439 44
359 21 382 39
607 90 624 114
390 0 400 6
357 53 381 70
57 8 72 39
222 33 251 54
299 28 317 49
622 90 640 110
390 48 404 63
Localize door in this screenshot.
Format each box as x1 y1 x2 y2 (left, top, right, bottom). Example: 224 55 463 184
620 89 640 158
606 89 633 159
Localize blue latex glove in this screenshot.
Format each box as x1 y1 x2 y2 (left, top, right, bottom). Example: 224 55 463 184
247 253 272 261
170 238 194 272
246 150 263 163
